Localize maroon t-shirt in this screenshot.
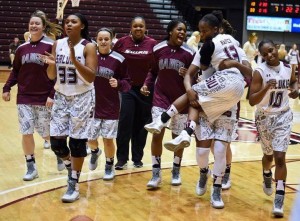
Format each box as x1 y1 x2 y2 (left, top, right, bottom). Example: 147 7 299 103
144 41 195 112
3 36 55 105
113 35 157 86
94 51 131 119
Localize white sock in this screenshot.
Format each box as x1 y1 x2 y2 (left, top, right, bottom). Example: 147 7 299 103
152 155 161 167
276 180 285 191
196 147 210 168
173 156 181 166
166 104 178 117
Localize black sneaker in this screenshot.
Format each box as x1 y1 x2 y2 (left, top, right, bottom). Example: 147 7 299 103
115 161 127 170
133 161 143 168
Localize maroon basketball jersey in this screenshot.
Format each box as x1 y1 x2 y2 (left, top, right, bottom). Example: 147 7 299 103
3 36 55 105
94 51 131 119
144 41 195 111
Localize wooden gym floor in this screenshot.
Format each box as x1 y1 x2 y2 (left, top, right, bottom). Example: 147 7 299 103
1 69 300 220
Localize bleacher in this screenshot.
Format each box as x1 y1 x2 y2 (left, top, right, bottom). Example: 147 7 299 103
0 0 170 65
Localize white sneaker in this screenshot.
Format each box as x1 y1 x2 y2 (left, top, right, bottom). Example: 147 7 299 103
43 140 51 149
210 186 224 209
144 118 167 134
57 156 65 171
89 149 102 170
61 179 80 203
171 166 181 186
103 164 115 181
272 194 284 217
164 130 191 152
263 174 273 196
222 173 231 190
23 161 39 181
147 168 162 189
196 169 211 196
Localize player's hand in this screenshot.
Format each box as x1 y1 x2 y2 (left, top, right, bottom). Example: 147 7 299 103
178 67 187 77
45 97 54 108
288 88 299 99
140 85 150 96
38 52 55 65
68 41 76 63
187 89 200 108
109 77 118 88
266 79 277 89
2 92 10 101
219 59 237 70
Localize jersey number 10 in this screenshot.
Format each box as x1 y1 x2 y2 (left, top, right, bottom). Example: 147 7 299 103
269 91 283 107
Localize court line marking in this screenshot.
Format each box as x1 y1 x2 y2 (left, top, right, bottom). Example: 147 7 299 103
0 159 299 209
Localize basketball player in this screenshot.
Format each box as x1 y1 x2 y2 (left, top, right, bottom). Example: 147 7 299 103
24 10 63 42
87 27 131 180
113 16 157 169
145 11 252 208
210 19 252 190
140 20 195 188
23 10 63 160
249 40 298 217
42 13 97 203
2 13 55 181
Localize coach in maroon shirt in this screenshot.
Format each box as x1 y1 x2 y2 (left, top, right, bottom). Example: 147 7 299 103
113 16 157 169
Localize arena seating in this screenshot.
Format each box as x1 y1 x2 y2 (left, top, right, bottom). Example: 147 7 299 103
0 0 186 64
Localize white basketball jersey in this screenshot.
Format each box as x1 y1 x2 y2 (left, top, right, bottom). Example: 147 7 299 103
55 37 93 96
211 34 240 71
256 62 291 113
198 44 248 81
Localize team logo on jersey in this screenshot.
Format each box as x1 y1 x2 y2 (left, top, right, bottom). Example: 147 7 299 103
234 118 300 145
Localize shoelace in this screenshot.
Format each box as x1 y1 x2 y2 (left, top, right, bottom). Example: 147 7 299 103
151 169 160 180
105 165 112 174
172 168 180 179
66 180 76 195
199 172 208 188
90 152 99 164
222 173 229 184
26 162 35 175
212 187 221 201
264 176 272 188
274 195 284 208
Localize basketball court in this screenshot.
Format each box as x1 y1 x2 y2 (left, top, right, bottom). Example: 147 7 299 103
1 75 300 220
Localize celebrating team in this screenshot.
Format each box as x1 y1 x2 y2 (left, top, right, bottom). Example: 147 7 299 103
2 8 298 218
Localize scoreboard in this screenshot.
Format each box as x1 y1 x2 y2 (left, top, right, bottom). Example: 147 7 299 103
246 0 300 32
247 0 300 17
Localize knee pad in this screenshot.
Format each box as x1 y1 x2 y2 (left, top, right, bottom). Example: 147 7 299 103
69 137 87 157
196 147 210 168
213 140 228 176
50 137 70 158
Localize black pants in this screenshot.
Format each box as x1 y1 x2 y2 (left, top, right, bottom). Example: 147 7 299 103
116 86 152 163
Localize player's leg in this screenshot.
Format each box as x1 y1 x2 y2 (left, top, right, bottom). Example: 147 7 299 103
193 115 213 196
61 90 93 203
164 105 199 151
272 109 292 217
169 113 188 186
87 118 102 171
144 93 189 134
18 104 38 181
147 107 166 189
102 119 118 180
